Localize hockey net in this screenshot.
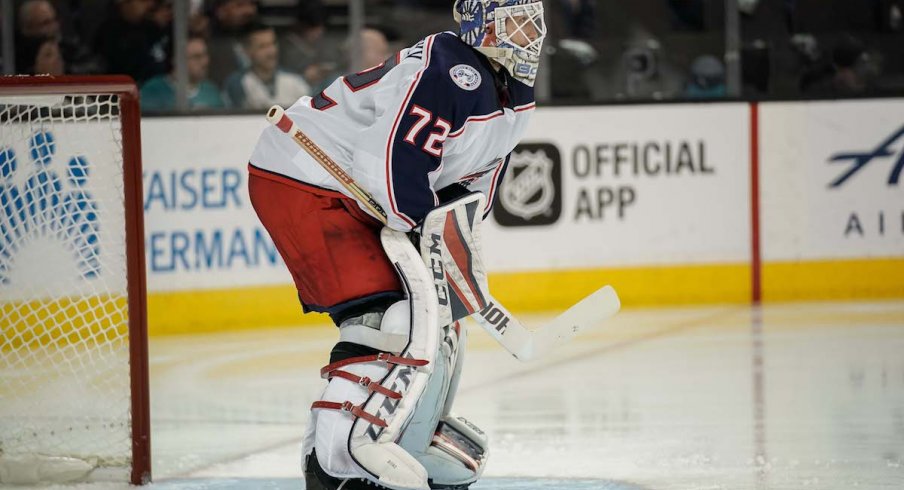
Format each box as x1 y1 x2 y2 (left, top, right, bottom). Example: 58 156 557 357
0 76 149 485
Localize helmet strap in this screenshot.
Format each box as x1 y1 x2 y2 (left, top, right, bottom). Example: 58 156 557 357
476 46 513 62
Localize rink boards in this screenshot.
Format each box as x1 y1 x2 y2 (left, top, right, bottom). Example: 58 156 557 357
133 99 904 333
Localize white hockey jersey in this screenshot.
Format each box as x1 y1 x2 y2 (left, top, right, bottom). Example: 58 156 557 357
248 31 536 231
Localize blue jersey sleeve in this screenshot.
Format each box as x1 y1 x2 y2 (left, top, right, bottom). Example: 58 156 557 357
384 67 467 228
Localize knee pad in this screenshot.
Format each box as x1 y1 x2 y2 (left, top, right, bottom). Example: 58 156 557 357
337 298 411 354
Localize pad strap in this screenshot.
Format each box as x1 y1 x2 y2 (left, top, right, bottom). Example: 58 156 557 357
326 370 403 400
313 353 430 432
312 401 388 428
319 353 429 378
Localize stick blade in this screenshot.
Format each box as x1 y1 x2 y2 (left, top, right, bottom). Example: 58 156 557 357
528 285 621 359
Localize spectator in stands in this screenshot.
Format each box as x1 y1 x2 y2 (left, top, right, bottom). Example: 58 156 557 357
348 27 393 72
94 0 170 83
279 0 334 91
15 35 64 75
886 0 904 31
547 0 600 100
800 35 878 95
207 0 258 85
189 9 211 38
150 0 174 33
17 0 58 38
558 0 597 39
685 55 726 98
224 23 310 109
141 35 224 112
16 0 100 74
667 0 706 31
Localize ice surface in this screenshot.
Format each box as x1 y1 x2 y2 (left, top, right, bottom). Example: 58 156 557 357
23 301 904 490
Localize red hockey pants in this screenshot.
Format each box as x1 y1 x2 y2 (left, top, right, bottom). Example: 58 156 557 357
248 165 402 321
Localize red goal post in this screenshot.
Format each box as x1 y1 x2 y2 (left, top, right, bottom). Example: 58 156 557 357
0 75 150 485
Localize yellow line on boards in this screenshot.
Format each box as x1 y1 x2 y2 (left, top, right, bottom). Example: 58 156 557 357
6 259 900 338
763 257 904 302
146 263 752 335
490 263 752 310
147 285 326 336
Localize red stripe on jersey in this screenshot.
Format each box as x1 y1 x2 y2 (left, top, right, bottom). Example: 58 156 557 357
342 60 388 92
357 60 388 75
384 34 436 229
448 110 504 139
485 158 506 214
429 159 444 206
448 103 534 140
309 90 338 111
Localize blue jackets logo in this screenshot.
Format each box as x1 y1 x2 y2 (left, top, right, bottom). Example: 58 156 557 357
0 130 99 285
829 124 904 187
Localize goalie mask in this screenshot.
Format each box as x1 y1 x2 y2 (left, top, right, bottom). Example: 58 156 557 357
453 0 547 86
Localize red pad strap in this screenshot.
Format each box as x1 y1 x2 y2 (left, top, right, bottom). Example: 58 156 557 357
312 401 387 428
327 370 403 399
320 352 429 378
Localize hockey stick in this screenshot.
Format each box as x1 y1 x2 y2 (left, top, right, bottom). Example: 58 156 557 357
265 105 621 361
472 286 620 361
266 105 389 225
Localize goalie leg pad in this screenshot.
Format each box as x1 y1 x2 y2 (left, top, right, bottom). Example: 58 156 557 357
307 228 443 490
441 322 466 417
395 321 485 488
396 318 464 451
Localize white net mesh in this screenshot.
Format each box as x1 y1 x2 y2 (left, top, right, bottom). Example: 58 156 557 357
0 91 134 484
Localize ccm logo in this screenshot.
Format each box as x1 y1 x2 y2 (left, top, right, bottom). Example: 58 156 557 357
479 302 510 334
427 233 449 306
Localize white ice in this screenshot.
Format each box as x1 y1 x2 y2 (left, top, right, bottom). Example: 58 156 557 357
27 301 904 489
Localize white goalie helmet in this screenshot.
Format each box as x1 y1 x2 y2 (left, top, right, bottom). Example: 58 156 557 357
453 0 547 86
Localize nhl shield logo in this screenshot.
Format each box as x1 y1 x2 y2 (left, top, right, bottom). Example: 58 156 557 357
450 64 482 91
494 143 562 227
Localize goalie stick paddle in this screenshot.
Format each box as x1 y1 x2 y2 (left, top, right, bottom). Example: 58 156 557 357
265 105 621 360
266 105 389 225
473 286 621 361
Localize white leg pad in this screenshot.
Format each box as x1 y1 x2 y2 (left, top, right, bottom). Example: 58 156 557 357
308 228 441 490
